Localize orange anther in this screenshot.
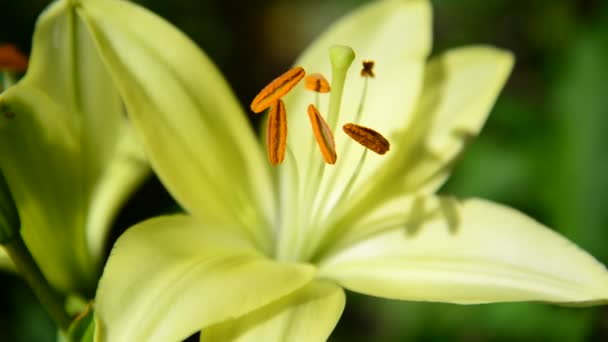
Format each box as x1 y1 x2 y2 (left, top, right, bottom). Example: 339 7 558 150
361 60 375 78
343 123 390 154
266 100 288 165
304 73 330 93
307 104 337 164
250 66 305 113
0 44 28 72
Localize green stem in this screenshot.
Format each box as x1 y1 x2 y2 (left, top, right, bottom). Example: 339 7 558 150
4 234 71 331
1 71 17 92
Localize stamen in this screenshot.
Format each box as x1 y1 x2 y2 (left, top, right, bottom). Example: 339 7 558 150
305 73 330 93
308 104 337 164
0 44 28 72
250 66 305 113
361 60 375 78
326 45 355 131
343 123 390 155
266 100 288 165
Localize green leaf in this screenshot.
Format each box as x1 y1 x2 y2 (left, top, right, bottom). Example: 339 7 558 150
78 0 275 252
319 197 608 305
95 215 315 342
202 280 345 342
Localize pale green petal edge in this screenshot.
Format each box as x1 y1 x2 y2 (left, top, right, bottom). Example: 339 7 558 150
85 125 149 267
202 280 345 342
320 197 608 305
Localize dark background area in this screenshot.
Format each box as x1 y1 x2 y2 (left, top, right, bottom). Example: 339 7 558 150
1 0 608 340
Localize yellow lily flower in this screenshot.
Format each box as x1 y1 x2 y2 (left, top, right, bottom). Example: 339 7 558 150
69 0 608 340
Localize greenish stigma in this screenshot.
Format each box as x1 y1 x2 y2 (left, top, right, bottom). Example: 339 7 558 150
326 45 355 132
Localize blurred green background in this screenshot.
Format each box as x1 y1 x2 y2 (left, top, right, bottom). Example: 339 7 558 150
1 0 608 341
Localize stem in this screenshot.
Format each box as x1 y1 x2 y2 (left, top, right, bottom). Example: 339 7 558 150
1 71 17 92
4 234 71 331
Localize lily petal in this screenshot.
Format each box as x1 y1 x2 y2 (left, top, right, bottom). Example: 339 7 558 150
78 0 275 250
319 197 608 304
85 125 149 268
333 47 514 242
280 0 432 231
95 215 315 342
24 0 125 180
396 46 514 193
202 280 345 342
0 84 92 291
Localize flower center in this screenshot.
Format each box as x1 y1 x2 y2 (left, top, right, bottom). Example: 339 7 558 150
249 45 391 261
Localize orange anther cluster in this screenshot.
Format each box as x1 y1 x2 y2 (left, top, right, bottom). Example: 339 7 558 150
250 59 390 167
251 66 306 166
304 73 330 93
342 123 390 155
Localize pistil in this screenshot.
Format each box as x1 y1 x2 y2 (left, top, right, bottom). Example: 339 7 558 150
326 45 355 131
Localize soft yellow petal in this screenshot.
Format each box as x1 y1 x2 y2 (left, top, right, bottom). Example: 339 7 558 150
315 194 418 258
85 125 149 267
78 0 275 250
25 0 125 194
0 246 14 272
0 84 93 291
329 47 514 248
279 0 432 245
319 197 608 304
95 215 315 342
398 46 514 192
202 280 345 342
